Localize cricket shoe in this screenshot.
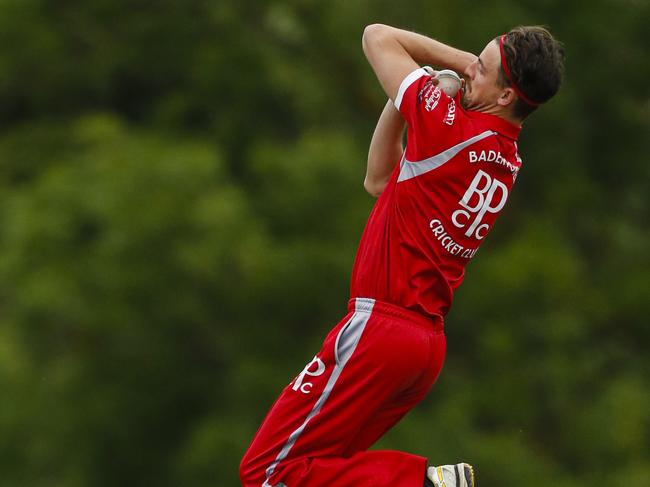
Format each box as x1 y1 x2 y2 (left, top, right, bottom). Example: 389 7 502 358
427 463 475 487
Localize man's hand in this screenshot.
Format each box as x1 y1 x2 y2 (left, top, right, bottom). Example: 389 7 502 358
423 67 465 97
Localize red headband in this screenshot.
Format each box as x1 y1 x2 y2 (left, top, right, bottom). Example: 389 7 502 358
499 34 541 107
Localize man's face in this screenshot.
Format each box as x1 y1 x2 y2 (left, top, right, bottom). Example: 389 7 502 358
461 40 505 111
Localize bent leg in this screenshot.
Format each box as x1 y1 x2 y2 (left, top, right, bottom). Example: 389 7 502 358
264 450 426 487
240 299 445 487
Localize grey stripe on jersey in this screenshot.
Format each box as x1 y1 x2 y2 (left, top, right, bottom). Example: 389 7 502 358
397 130 496 182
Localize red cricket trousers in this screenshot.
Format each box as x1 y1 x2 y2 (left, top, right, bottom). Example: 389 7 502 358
240 298 446 487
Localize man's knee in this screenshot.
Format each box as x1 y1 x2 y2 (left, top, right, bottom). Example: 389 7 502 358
239 447 264 487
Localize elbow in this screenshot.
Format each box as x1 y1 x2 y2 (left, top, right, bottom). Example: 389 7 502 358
363 176 386 198
363 23 389 39
362 23 390 54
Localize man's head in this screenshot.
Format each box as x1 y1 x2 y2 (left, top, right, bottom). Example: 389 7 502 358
462 26 565 121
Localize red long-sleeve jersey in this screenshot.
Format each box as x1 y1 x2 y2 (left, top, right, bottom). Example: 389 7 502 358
350 68 523 318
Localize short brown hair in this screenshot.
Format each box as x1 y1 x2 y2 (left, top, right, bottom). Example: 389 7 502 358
496 26 565 119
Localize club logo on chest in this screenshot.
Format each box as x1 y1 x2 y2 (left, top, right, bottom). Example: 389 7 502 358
451 170 509 240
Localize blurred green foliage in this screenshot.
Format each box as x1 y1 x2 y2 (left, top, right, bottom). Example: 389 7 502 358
0 1 648 486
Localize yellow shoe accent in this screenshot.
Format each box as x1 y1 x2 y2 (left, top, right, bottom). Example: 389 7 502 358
436 466 447 487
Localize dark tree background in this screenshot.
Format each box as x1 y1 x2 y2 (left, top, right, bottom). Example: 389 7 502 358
0 1 647 486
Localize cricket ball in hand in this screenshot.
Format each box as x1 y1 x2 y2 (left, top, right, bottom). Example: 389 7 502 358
436 69 462 97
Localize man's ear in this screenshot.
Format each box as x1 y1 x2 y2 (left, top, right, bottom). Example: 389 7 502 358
497 87 517 107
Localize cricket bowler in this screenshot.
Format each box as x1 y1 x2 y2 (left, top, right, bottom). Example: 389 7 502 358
240 23 565 487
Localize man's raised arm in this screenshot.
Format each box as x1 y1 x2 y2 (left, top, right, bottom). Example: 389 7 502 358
364 99 405 197
362 24 477 103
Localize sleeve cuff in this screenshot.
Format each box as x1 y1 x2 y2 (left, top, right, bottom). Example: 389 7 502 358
394 68 427 110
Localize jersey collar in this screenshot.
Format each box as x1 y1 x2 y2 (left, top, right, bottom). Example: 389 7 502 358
465 109 522 140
